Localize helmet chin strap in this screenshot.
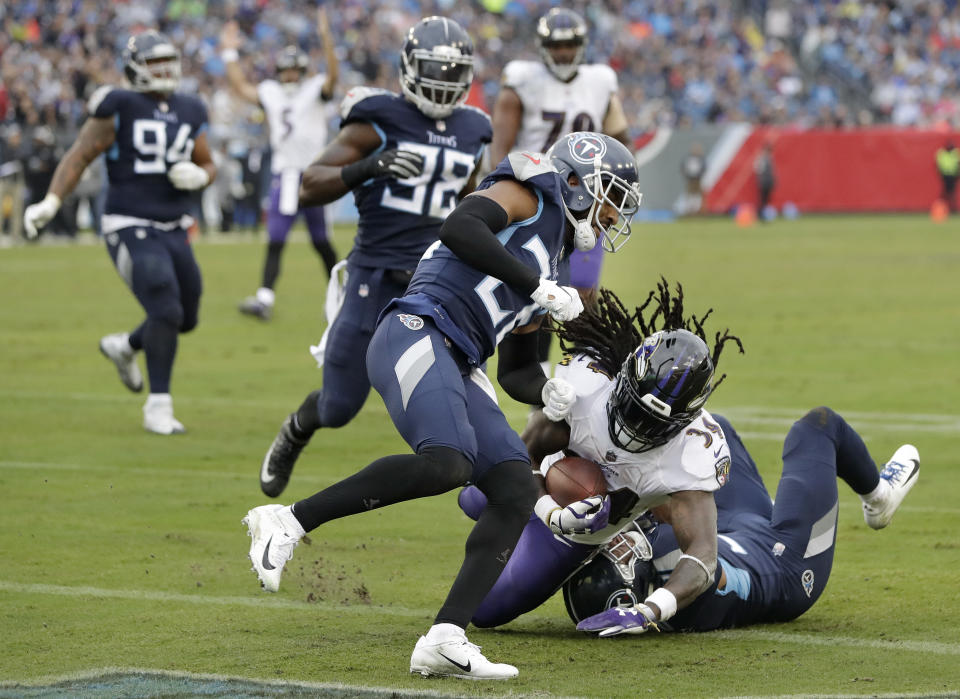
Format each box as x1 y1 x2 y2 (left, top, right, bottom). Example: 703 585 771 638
566 155 604 252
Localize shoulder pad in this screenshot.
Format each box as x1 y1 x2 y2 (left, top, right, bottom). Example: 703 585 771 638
502 60 541 89
87 85 117 117
507 151 557 181
455 104 491 122
586 63 619 90
339 86 395 121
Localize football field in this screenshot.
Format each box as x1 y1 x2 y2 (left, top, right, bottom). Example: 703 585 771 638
2 215 959 698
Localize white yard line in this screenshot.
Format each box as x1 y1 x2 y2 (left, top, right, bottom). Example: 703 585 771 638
2 580 959 659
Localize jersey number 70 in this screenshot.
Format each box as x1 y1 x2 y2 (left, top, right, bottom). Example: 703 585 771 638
380 140 477 219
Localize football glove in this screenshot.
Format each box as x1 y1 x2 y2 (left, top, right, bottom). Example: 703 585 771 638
340 149 425 188
23 193 61 239
168 161 211 190
576 603 660 636
530 278 584 322
535 494 611 535
541 377 575 422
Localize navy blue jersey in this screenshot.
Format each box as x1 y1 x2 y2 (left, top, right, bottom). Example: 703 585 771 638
339 87 492 269
397 153 570 365
651 513 788 631
88 86 208 221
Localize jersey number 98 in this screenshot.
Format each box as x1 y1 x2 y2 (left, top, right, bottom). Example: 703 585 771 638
381 141 476 219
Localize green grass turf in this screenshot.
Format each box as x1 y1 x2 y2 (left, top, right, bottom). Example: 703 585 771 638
1 216 959 697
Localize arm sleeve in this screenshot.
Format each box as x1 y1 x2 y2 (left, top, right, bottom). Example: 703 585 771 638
497 330 548 405
439 195 540 296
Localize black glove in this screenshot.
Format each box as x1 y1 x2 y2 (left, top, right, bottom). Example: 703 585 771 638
340 149 425 189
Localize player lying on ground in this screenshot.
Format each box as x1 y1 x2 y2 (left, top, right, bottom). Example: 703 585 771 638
24 31 216 435
567 408 919 634
241 130 643 680
459 282 744 628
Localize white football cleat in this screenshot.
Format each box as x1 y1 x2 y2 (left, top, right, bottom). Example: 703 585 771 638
242 504 302 593
863 444 919 530
410 626 518 680
142 394 185 435
99 332 143 392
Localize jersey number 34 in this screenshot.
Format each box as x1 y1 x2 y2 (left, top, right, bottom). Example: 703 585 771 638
381 140 476 219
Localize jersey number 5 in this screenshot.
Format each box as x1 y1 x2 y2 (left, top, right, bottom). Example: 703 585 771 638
133 120 194 174
380 141 476 219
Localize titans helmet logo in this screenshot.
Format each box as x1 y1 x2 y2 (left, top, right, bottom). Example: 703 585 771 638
569 133 607 164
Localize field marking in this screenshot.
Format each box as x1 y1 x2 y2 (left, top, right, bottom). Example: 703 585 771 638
2 460 958 516
0 666 500 699
5 389 960 436
4 580 960 660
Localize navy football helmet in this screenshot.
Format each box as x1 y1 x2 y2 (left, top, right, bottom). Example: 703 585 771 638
536 8 588 81
546 132 642 252
607 329 715 453
399 16 475 119
123 31 181 94
563 529 657 624
276 45 309 83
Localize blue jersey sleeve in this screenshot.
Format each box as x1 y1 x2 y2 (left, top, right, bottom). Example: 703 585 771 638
339 87 396 134
479 153 565 209
87 86 124 119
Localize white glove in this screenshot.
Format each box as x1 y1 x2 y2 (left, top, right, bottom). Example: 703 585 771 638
535 494 611 535
530 278 584 322
541 377 575 422
23 193 61 239
168 161 211 190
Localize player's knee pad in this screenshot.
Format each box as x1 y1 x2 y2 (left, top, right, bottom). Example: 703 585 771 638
416 445 473 493
144 288 184 329
477 460 538 515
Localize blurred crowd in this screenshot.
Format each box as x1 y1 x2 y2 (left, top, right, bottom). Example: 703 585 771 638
3 0 960 236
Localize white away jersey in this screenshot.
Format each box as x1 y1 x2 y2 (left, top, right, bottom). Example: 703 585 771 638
542 353 731 545
257 74 331 172
502 61 618 153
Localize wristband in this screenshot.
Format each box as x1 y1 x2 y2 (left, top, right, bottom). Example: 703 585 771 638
645 587 677 622
534 494 560 525
221 48 239 63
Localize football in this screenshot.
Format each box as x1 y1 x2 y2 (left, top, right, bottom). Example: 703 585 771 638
545 456 608 507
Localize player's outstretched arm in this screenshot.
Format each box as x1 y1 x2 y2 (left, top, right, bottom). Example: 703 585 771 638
220 21 259 105
497 321 547 405
24 116 115 238
299 122 386 206
520 407 572 467
490 87 523 165
317 7 339 101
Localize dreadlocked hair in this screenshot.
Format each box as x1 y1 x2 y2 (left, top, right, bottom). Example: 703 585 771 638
555 278 745 392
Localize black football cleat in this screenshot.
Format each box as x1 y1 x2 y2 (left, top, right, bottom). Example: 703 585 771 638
260 414 309 497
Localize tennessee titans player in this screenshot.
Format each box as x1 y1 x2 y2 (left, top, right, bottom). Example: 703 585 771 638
242 131 642 679
255 16 492 499
567 408 920 634
219 9 340 320
24 31 216 434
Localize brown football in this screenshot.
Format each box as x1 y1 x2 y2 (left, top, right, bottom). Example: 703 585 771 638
545 456 608 507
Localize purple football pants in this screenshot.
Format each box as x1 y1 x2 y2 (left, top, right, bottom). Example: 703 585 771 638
265 173 328 245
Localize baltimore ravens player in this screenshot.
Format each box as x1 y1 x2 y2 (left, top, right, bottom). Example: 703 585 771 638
241 131 642 679
24 31 216 434
566 408 919 634
255 16 492 498
220 9 340 320
491 8 633 375
457 283 744 629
